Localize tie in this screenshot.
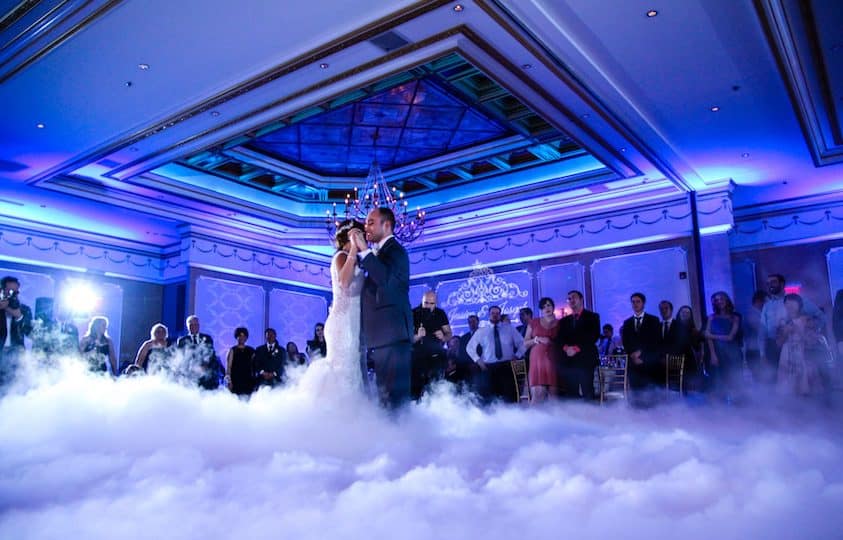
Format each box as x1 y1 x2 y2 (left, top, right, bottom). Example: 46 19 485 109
572 314 578 328
634 317 642 331
268 344 274 354
192 335 198 345
662 321 669 338
493 324 503 360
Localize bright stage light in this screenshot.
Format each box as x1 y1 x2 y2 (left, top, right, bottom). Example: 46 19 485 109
61 282 102 315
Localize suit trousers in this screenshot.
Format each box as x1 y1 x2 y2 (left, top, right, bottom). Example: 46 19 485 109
370 341 411 409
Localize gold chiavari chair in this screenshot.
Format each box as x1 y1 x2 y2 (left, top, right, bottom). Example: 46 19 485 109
510 359 530 403
665 354 686 396
598 354 628 404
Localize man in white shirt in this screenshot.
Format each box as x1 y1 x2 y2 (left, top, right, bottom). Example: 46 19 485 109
467 305 525 403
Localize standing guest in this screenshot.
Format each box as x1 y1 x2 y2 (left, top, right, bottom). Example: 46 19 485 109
523 297 559 402
777 294 832 397
176 315 221 390
833 289 843 359
743 290 768 384
467 305 525 403
253 328 285 388
759 274 824 383
621 292 661 399
457 314 482 387
225 327 255 396
306 323 327 360
516 307 534 370
597 324 621 358
134 323 170 372
703 291 743 401
673 305 703 390
657 300 679 355
286 341 307 366
79 316 118 375
0 276 33 387
556 291 601 400
411 290 452 399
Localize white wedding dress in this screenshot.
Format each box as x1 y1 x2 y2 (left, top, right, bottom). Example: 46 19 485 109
298 251 364 398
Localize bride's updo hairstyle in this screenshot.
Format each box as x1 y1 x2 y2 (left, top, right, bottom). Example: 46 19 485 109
334 219 365 251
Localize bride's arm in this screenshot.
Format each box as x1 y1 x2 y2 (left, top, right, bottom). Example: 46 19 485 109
336 242 359 289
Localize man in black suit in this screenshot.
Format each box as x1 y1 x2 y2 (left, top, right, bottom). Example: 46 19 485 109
1 276 33 387
253 328 285 387
621 292 661 395
556 290 600 400
657 300 679 355
351 207 414 408
176 315 221 389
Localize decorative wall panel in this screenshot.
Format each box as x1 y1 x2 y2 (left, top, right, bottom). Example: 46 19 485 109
537 262 585 311
268 289 327 355
591 248 691 332
436 263 533 336
195 276 266 358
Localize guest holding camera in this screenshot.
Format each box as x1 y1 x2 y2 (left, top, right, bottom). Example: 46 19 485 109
0 276 33 387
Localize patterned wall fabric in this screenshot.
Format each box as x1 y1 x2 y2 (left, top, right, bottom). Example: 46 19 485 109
195 277 266 357
537 263 586 312
591 248 691 332
268 289 327 356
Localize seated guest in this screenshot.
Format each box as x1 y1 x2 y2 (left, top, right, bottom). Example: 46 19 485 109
254 328 285 387
134 323 171 372
306 323 327 360
596 323 622 358
225 327 255 396
556 291 600 401
79 316 118 375
286 341 307 366
523 297 559 402
621 293 661 401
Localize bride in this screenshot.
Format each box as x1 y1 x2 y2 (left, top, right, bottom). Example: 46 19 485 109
298 219 366 397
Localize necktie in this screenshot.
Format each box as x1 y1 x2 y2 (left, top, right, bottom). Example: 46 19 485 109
662 321 669 338
493 324 503 360
572 314 578 328
634 317 641 331
192 335 198 345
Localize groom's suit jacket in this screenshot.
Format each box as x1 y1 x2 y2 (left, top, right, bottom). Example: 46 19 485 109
360 237 414 349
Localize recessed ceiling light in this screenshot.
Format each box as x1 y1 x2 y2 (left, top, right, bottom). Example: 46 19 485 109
646 9 658 17
36 122 45 129
453 4 464 12
210 110 220 117
129 146 139 152
710 105 720 112
319 63 329 69
521 63 532 69
741 152 750 158
620 147 627 152
138 63 150 70
125 81 133 87
581 113 590 119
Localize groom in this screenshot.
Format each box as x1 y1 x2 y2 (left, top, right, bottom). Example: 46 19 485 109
350 207 414 408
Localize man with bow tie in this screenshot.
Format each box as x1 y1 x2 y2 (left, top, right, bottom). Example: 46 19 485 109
253 328 286 387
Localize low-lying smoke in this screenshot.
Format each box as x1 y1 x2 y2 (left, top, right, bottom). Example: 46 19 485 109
1 357 841 540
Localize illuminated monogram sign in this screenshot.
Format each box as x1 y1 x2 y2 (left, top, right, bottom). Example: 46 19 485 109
438 262 532 332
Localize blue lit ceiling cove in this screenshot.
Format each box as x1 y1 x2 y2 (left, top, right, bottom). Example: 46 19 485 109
182 54 590 202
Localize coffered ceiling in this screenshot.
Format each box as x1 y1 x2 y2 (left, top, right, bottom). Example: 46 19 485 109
1 0 841 257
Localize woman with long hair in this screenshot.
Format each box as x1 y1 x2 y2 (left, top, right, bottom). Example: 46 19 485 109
79 316 118 375
134 323 170 372
306 322 327 360
702 291 743 401
523 297 560 403
673 305 703 391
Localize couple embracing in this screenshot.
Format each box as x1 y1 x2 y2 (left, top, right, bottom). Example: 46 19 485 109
309 207 414 408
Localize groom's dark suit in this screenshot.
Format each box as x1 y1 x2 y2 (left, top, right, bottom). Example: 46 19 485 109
360 236 414 408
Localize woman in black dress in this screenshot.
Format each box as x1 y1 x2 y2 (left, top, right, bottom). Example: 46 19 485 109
226 327 255 396
305 322 327 360
674 305 703 391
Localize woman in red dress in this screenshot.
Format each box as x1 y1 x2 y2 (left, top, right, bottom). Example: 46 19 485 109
523 297 560 403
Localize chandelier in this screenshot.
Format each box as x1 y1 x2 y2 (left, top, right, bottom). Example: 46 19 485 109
325 133 425 244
